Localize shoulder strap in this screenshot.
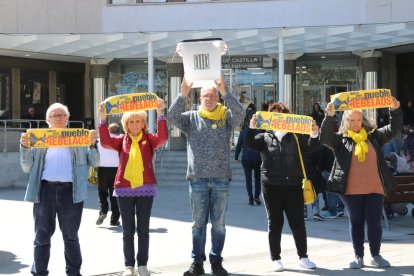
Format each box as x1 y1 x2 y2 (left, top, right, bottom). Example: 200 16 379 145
293 134 307 179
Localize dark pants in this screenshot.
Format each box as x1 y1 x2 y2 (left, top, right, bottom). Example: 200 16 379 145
340 194 384 258
241 160 261 200
263 186 308 260
97 167 120 223
32 181 83 276
117 196 154 267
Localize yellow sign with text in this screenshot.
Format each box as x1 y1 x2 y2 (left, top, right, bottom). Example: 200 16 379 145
104 92 160 115
255 112 313 134
27 128 91 148
330 89 393 111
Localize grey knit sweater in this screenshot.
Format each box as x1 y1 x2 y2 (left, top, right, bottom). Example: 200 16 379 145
168 93 245 180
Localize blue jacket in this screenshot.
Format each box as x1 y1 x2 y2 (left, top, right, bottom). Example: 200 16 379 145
20 146 99 203
235 127 261 163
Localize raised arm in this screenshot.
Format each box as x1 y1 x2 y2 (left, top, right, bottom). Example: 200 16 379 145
167 79 191 134
320 102 341 151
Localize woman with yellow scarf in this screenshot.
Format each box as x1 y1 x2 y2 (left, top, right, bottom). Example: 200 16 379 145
98 100 168 276
320 97 402 270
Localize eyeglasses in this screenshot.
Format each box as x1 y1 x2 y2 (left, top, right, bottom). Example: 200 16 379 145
202 94 218 99
50 114 68 119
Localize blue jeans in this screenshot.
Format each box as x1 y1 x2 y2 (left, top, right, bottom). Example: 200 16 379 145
326 192 345 216
322 170 344 216
189 178 230 264
305 194 320 215
117 196 154 267
32 181 83 276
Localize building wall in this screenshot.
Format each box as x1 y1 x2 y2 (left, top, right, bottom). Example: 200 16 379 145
1 0 414 34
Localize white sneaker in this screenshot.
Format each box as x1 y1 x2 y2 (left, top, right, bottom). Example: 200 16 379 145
138 266 151 276
298 257 316 269
122 266 135 276
272 259 284 272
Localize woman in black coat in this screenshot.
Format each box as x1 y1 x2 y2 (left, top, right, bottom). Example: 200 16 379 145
246 102 319 272
320 97 402 269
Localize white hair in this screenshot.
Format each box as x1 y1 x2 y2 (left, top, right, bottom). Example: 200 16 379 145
45 103 70 127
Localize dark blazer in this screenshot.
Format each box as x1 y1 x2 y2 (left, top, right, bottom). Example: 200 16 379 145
320 108 403 195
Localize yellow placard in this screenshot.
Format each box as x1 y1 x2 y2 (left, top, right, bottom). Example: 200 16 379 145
330 89 393 111
255 111 313 134
27 128 91 148
104 92 160 115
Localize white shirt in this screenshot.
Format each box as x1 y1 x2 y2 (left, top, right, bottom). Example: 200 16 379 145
97 136 120 167
42 147 73 182
274 130 287 141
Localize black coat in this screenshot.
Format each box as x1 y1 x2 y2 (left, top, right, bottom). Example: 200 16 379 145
246 129 319 192
320 108 403 195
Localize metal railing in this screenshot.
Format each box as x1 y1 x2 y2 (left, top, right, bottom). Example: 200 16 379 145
0 119 85 153
154 123 174 168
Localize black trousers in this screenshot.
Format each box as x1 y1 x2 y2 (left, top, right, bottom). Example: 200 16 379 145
263 185 308 260
97 167 120 223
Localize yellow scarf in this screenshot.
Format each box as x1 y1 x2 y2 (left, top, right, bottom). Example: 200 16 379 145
198 103 227 127
347 128 369 163
123 132 144 188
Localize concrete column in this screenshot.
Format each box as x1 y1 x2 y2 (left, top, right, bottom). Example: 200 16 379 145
90 59 112 130
167 62 186 150
48 71 57 104
278 32 285 103
274 53 302 111
284 59 296 111
148 40 155 133
360 51 382 122
11 68 20 119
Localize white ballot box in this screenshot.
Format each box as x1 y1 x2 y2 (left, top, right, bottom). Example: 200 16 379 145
176 38 227 88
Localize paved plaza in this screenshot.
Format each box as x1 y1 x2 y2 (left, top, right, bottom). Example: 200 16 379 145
1 184 413 276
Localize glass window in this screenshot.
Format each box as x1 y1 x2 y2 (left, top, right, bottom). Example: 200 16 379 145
296 54 361 115
108 59 168 100
0 69 11 119
224 67 277 111
20 70 49 120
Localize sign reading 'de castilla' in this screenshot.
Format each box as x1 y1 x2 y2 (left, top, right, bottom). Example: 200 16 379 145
27 129 91 148
103 92 160 115
330 89 393 111
255 112 313 135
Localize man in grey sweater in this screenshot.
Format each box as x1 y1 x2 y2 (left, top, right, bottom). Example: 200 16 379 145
168 76 244 276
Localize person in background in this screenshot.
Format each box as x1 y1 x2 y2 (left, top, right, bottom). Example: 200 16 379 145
303 148 326 221
98 100 168 276
320 97 402 269
310 102 325 127
318 145 345 219
402 99 414 127
309 102 329 210
168 75 244 276
96 123 122 226
22 106 42 128
20 102 99 276
235 103 262 206
378 107 403 156
262 102 269 112
246 102 319 272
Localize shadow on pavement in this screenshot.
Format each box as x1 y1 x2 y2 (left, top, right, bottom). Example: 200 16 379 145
0 250 29 274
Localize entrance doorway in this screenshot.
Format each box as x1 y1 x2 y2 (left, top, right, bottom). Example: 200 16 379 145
236 84 276 111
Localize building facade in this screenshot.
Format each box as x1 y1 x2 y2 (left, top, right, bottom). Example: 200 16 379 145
1 0 414 146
